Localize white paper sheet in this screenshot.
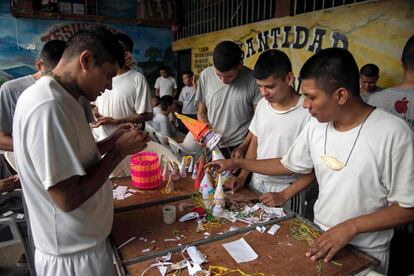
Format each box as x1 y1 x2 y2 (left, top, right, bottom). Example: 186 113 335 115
222 238 258 263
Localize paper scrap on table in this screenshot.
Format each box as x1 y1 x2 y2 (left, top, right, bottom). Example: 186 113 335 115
222 238 258 263
267 224 281 235
16 213 24 220
187 246 207 265
229 226 238 231
161 252 172 261
113 185 129 200
124 192 133 199
158 265 168 276
256 226 266 233
2 211 13 217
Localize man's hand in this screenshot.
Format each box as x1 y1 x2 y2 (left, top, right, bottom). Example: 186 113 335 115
111 123 137 139
306 221 357 263
0 175 19 193
205 159 239 174
231 146 248 159
91 116 119 128
225 175 247 192
259 191 288 207
114 129 150 157
92 106 102 120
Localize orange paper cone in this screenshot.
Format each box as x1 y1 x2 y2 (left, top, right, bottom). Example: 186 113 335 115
175 113 209 141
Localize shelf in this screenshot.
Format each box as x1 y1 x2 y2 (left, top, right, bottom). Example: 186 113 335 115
11 9 172 27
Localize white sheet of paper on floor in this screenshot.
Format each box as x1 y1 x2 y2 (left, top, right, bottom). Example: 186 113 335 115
267 224 281 235
128 188 138 193
187 246 207 265
124 193 133 199
142 247 152 253
16 213 24 219
222 238 258 263
2 211 13 217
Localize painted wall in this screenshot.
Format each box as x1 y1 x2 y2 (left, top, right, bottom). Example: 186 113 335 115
0 1 174 87
172 0 414 88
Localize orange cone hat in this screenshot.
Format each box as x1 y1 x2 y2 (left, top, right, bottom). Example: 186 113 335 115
175 113 209 141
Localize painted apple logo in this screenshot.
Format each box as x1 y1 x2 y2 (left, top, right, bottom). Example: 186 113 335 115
394 97 409 114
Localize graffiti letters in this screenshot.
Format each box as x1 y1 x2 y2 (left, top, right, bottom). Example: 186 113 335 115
243 26 348 58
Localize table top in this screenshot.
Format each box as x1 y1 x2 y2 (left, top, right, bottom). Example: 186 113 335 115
111 188 268 265
124 218 378 276
112 176 196 212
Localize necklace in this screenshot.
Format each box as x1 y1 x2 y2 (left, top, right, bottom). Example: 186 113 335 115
41 70 60 81
321 108 375 171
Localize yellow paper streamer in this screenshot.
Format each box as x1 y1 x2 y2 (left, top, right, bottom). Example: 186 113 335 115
208 265 265 276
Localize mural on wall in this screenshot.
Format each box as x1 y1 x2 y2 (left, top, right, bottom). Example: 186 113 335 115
173 0 414 89
0 1 174 88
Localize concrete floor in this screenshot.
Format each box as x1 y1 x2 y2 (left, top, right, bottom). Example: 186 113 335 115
0 242 30 276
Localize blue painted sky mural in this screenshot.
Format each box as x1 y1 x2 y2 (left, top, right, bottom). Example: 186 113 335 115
0 1 173 86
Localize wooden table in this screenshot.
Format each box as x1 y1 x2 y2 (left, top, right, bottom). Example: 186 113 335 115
111 185 378 275
112 176 196 212
111 191 279 264
123 218 378 276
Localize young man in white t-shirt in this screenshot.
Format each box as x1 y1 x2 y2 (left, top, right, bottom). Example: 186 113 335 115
93 32 153 138
368 34 414 129
92 33 153 177
13 27 150 276
208 48 414 274
152 95 184 144
229 49 314 216
154 66 177 98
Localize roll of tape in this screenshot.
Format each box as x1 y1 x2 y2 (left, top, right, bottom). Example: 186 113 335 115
163 205 176 224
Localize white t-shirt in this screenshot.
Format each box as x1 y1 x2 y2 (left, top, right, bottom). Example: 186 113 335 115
154 76 177 97
95 70 152 140
13 76 113 255
368 87 414 129
178 86 197 114
249 96 310 191
152 113 177 138
281 109 414 251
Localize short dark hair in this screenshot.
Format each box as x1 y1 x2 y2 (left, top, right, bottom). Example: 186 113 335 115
253 49 292 80
115 32 134 52
40 40 66 70
182 70 194 77
160 95 174 111
402 34 414 71
299 47 359 96
213 41 244 72
159 66 169 71
360 63 379 77
62 26 125 68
